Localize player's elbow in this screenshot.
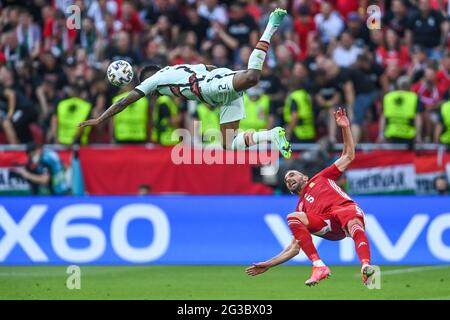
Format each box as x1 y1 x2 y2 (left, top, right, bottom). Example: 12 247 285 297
246 71 260 86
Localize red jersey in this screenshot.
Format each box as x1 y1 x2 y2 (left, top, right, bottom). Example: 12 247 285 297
296 164 355 215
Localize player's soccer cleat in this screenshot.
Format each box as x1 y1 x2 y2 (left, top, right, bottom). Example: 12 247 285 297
268 8 288 28
305 266 331 287
271 127 292 159
361 264 376 286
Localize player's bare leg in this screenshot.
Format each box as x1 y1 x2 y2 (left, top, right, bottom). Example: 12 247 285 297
287 212 331 286
347 218 374 285
229 8 291 159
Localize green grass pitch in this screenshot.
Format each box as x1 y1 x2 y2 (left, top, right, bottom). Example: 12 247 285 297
0 265 449 300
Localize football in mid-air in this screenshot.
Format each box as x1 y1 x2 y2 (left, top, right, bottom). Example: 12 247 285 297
107 60 134 86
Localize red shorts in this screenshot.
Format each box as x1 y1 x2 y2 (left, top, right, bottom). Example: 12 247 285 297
306 205 365 241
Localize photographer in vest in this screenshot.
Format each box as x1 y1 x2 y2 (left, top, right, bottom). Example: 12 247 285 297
112 82 149 144
51 85 92 145
378 76 423 145
192 102 220 146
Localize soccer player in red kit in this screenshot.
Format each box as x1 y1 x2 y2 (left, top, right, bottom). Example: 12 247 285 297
246 108 375 286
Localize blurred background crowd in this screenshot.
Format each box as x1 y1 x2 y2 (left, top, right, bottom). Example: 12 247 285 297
0 0 450 148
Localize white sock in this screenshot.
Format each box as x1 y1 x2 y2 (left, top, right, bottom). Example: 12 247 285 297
313 260 326 267
247 21 277 70
260 21 277 43
252 130 272 144
231 132 247 150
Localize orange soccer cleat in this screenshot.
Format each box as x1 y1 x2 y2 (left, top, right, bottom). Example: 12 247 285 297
305 266 331 287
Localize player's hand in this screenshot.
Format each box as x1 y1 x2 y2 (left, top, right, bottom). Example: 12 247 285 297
78 119 99 128
334 107 350 128
245 262 271 276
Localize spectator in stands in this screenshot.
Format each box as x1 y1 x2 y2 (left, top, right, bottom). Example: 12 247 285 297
312 67 341 141
314 0 344 45
412 63 441 142
0 66 37 144
376 28 410 70
16 8 40 60
331 31 362 67
284 62 316 143
345 11 371 49
106 31 140 66
436 51 450 97
383 0 411 38
142 37 167 67
378 76 422 144
434 175 449 194
12 142 69 195
198 0 229 26
180 2 210 48
350 55 380 143
406 0 449 60
293 5 316 60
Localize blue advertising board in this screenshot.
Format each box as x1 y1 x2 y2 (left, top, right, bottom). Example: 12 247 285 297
0 196 449 265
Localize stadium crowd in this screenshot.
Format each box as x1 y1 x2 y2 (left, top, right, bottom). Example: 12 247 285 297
1 0 450 147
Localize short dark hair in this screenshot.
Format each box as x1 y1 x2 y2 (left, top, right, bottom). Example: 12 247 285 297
139 64 162 82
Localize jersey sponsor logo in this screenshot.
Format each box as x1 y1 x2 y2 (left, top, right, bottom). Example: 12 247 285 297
309 182 315 188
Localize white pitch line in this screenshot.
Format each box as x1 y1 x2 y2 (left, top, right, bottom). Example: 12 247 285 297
354 265 450 277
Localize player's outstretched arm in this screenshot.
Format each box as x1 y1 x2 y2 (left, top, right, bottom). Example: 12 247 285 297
333 107 355 172
245 239 300 276
78 89 144 128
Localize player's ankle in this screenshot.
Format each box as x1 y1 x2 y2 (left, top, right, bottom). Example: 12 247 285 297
312 259 326 267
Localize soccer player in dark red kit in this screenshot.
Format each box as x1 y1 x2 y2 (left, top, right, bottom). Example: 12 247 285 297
246 108 375 287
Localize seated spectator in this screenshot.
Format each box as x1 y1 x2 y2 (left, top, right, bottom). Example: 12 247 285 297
378 76 423 144
331 31 362 67
141 38 167 67
314 0 344 45
179 2 210 47
0 66 37 144
16 8 41 60
198 0 229 26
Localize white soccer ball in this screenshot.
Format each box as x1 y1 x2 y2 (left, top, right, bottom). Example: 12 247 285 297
107 60 134 86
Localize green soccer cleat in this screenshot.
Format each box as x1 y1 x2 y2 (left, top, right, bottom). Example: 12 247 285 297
271 127 292 159
269 8 288 28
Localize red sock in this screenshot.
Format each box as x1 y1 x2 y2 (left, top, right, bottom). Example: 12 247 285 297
287 217 320 262
349 223 371 265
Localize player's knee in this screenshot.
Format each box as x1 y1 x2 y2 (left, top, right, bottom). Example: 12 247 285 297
347 218 364 230
287 212 309 226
